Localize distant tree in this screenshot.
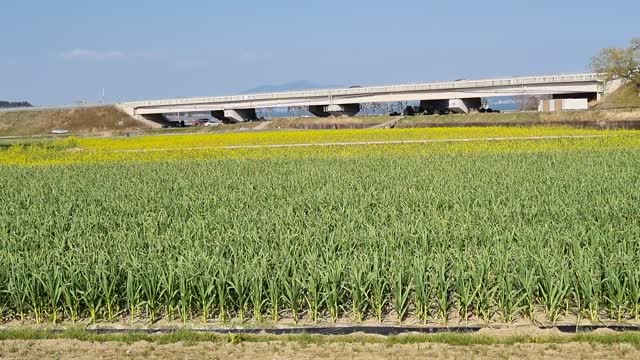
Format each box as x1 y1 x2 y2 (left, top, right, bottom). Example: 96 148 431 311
292 106 304 117
361 103 376 115
359 103 368 115
0 101 33 109
517 95 548 111
591 38 640 91
287 106 301 117
369 103 382 115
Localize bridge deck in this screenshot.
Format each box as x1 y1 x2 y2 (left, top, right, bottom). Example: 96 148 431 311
123 73 604 116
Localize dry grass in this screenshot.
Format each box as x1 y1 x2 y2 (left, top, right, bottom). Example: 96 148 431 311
397 108 640 127
1 329 640 360
270 116 389 129
0 106 149 137
597 83 640 109
264 108 640 130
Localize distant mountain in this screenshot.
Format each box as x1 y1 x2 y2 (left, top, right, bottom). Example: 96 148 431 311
0 101 33 109
244 80 342 94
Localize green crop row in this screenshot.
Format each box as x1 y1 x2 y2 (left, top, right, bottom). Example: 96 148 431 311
0 150 639 325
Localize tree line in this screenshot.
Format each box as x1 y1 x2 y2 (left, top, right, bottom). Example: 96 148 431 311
0 101 33 109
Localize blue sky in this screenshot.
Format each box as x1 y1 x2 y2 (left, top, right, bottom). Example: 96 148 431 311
1 0 637 105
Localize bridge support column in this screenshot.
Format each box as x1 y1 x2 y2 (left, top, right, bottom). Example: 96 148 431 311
223 109 257 123
420 98 481 114
448 98 482 114
308 103 360 117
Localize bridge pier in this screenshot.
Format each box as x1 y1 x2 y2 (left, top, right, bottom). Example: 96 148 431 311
221 109 257 123
308 103 360 117
449 98 482 114
420 98 481 114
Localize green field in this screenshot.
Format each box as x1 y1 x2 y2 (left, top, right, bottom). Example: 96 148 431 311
0 127 639 326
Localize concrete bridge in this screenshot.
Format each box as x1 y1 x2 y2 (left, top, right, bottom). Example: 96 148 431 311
118 73 611 126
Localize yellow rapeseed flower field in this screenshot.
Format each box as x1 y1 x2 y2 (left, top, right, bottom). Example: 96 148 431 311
79 126 606 151
1 126 639 166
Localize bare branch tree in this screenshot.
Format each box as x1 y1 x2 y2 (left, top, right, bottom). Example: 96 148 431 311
591 37 640 90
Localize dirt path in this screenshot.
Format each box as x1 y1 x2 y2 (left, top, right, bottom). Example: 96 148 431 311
108 134 606 153
368 116 405 129
1 339 638 359
252 121 273 131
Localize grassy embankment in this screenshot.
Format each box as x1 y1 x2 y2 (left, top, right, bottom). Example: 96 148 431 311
0 106 148 138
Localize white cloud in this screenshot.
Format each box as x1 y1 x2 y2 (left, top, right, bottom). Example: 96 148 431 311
60 49 125 61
